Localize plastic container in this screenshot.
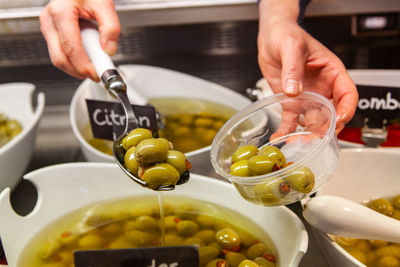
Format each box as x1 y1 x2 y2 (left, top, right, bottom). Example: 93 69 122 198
211 91 340 206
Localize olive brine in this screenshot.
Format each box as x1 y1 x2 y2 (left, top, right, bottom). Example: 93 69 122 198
122 128 191 190
20 196 278 267
0 113 22 148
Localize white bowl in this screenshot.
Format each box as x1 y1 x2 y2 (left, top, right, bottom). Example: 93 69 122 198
313 148 400 267
0 83 45 191
0 163 308 267
70 64 251 175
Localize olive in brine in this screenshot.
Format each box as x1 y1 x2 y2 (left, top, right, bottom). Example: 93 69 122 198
225 251 246 267
215 228 241 250
205 259 229 267
166 150 187 175
135 138 169 165
230 160 250 177
140 163 180 189
176 220 199 236
253 179 290 205
392 195 400 209
254 257 275 267
369 198 394 217
122 128 152 150
258 145 286 169
248 155 275 176
285 166 315 193
232 145 258 163
238 259 259 267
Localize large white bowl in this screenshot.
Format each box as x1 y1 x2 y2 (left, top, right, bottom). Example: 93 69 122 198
70 64 251 175
313 148 400 267
0 163 308 267
0 83 45 191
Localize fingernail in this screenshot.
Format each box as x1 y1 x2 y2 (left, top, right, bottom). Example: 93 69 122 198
105 41 118 56
285 79 302 96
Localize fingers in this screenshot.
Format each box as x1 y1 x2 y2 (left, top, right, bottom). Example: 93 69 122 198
93 1 120 56
332 71 359 134
40 7 86 80
279 38 307 97
39 0 120 82
270 110 299 141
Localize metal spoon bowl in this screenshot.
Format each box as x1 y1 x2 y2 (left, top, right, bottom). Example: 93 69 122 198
80 20 189 190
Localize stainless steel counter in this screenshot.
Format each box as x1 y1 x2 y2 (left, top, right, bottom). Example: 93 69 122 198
7 104 331 266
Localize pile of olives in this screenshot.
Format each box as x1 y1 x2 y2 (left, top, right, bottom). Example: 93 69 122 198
161 111 230 153
27 196 277 267
333 195 400 267
229 144 315 206
122 128 191 190
0 113 22 148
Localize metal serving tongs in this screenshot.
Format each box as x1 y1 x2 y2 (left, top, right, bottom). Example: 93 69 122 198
80 20 189 190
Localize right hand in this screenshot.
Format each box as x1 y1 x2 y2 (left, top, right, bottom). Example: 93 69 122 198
40 0 120 81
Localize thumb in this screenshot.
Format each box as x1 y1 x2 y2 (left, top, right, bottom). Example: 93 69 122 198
280 42 306 96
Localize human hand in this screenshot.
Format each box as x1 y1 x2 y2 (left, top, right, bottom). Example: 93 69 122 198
40 0 120 81
257 6 358 135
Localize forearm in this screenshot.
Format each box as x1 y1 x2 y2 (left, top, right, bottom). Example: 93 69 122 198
259 0 300 26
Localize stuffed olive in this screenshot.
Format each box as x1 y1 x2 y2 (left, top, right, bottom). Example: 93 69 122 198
0 113 22 148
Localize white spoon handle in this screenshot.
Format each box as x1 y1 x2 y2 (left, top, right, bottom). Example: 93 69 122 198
303 195 400 243
79 20 148 106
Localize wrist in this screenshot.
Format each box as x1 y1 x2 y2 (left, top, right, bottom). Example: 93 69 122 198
259 0 300 25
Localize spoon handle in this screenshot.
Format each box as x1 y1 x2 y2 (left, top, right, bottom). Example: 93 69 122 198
303 195 400 243
79 20 148 106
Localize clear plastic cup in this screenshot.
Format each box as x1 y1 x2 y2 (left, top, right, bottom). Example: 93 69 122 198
210 92 340 206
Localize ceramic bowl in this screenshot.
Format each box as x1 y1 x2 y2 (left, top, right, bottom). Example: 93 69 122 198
313 148 400 267
0 163 307 267
70 64 251 175
211 91 340 206
0 83 45 191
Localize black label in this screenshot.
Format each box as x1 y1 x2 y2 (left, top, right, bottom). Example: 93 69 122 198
74 246 199 267
86 99 158 140
346 84 400 128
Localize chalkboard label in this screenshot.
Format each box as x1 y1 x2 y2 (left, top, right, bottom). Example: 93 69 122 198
346 84 400 128
74 246 199 267
86 99 158 141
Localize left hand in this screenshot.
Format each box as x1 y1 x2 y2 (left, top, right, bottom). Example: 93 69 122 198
258 19 358 135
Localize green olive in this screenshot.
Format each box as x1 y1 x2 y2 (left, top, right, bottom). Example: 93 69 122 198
157 137 174 150
248 155 275 176
58 231 78 246
230 160 250 177
254 257 275 267
163 215 181 230
369 198 394 216
178 114 194 126
285 166 315 193
206 259 229 267
258 145 286 169
183 237 205 246
334 236 358 247
225 251 246 267
125 229 155 246
236 229 257 247
108 237 134 249
393 195 400 209
195 229 216 244
124 146 139 176
122 128 152 150
166 150 187 175
200 129 218 144
164 234 184 246
176 220 199 236
38 239 61 259
78 233 104 249
246 243 272 259
215 228 241 250
140 163 180 189
369 240 388 247
135 138 169 165
232 145 259 163
253 179 290 205
135 215 158 231
6 119 22 137
238 259 259 267
199 245 222 266
196 215 215 228
194 117 214 127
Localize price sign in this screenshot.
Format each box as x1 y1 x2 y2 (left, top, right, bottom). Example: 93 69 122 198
74 246 199 267
86 99 158 140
